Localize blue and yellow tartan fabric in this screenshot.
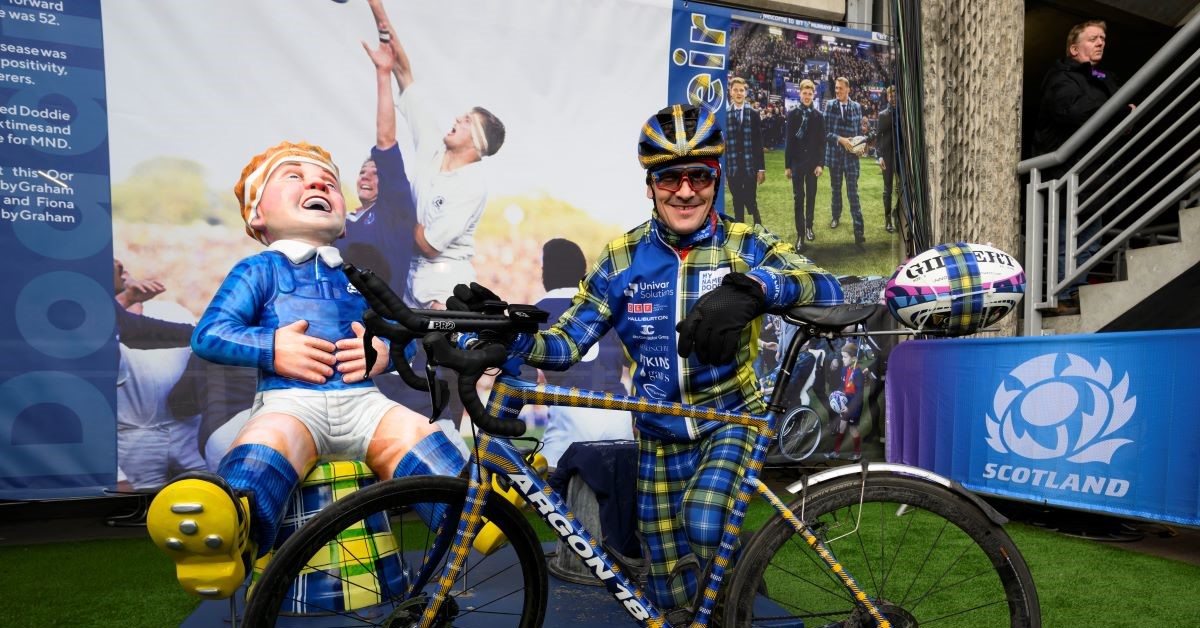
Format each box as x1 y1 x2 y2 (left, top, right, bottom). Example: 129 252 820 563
823 98 864 168
637 424 755 608
935 243 986 335
511 214 842 442
252 460 409 614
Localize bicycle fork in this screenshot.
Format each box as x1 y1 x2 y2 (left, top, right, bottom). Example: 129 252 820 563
419 433 667 626
416 461 495 628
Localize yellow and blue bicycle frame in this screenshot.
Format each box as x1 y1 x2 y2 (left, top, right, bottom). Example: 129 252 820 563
411 374 892 628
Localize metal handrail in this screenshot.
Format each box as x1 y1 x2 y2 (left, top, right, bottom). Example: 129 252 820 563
1019 12 1200 336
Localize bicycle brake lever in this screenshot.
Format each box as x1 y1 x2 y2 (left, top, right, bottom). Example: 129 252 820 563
424 362 449 421
363 330 379 378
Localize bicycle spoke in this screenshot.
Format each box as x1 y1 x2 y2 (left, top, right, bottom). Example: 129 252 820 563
727 476 1037 628
897 514 949 607
244 478 546 628
920 597 1013 624
908 561 1006 614
878 501 916 598
850 502 882 598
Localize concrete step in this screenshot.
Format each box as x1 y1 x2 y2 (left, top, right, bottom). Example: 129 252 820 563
1043 206 1200 334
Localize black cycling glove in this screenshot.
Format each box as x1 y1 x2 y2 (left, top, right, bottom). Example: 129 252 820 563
446 282 506 315
676 272 767 365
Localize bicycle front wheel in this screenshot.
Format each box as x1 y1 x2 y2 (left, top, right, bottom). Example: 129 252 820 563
725 474 1039 628
777 406 822 462
242 475 547 628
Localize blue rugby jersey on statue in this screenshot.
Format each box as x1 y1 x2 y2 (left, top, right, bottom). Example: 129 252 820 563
511 214 843 442
192 243 382 392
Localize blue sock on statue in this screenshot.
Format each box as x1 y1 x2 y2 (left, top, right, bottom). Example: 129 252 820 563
218 443 299 557
392 429 466 527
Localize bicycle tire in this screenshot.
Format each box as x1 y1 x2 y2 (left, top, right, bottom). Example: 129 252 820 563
777 406 822 462
724 474 1039 628
242 475 547 628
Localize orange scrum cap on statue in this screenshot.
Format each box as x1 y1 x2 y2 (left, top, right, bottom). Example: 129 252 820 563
234 141 341 244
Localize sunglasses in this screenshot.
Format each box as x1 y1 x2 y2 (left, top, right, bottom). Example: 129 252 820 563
650 166 718 192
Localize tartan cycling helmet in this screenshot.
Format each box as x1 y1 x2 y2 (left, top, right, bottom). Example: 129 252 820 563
637 104 724 170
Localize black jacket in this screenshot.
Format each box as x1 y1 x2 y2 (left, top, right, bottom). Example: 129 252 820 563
784 105 826 172
876 105 897 166
1033 58 1121 157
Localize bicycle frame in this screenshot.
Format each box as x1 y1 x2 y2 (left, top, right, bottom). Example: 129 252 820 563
413 372 894 628
327 263 1001 628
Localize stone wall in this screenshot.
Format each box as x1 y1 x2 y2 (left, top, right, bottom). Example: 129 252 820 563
918 0 1024 255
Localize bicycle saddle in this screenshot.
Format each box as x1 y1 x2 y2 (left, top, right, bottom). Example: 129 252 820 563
783 303 882 330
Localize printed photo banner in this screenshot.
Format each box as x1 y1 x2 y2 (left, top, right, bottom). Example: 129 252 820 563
0 1 117 497
887 330 1200 526
0 0 898 498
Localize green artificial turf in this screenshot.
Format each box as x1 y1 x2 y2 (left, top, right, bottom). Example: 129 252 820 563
1006 521 1200 626
0 537 198 628
3 506 1196 626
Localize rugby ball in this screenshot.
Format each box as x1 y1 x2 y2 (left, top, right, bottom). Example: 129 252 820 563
829 391 849 414
884 243 1024 335
847 136 870 157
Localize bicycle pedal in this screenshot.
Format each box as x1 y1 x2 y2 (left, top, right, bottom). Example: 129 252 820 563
474 453 548 556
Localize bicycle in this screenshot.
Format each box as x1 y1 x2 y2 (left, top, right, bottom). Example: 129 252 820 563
757 355 823 464
241 264 1041 627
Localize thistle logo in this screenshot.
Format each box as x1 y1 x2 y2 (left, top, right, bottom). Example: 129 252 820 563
985 353 1136 464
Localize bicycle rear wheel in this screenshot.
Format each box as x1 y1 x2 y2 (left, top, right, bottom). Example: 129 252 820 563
725 474 1039 627
242 475 547 628
777 406 822 462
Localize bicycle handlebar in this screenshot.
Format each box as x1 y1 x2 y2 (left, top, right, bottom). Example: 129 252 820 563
421 332 526 436
342 263 544 437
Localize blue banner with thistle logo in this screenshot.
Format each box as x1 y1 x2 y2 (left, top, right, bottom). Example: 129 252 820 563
887 329 1200 526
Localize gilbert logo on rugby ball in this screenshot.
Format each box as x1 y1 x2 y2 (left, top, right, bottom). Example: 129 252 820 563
884 243 1025 335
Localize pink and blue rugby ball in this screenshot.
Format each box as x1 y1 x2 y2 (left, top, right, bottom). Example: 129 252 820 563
885 243 1025 335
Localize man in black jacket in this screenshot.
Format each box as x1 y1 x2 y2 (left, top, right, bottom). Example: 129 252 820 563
1033 19 1128 311
784 79 825 247
875 86 898 234
1033 20 1122 168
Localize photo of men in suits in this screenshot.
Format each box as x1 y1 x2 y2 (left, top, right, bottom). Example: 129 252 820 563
725 76 766 225
784 79 826 249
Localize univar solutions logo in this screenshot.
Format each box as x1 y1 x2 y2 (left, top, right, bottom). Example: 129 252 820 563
982 353 1136 497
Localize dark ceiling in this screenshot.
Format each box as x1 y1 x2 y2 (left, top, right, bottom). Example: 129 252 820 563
1091 0 1198 27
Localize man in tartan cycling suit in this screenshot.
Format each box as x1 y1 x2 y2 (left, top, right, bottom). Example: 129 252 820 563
457 104 843 615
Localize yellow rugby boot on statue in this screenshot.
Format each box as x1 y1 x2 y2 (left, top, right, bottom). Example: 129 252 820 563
147 472 254 598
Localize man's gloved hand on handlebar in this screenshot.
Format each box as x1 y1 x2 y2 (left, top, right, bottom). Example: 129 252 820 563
447 282 526 376
447 282 507 315
448 282 509 344
676 272 767 365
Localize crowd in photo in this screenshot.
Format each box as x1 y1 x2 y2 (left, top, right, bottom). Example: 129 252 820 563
728 23 894 149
